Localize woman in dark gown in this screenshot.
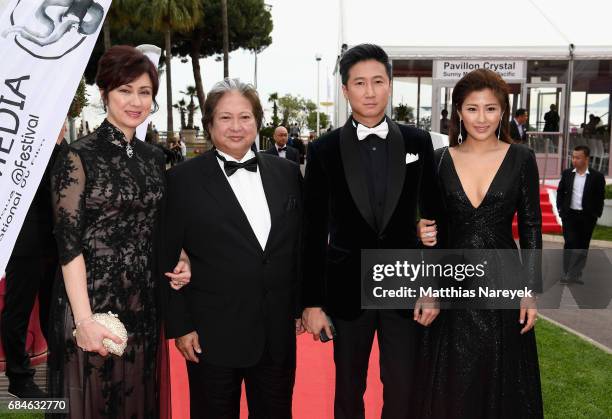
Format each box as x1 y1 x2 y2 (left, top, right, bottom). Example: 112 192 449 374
48 46 189 418
418 69 544 419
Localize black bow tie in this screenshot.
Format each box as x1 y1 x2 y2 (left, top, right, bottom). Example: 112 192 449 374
215 151 258 176
278 146 287 152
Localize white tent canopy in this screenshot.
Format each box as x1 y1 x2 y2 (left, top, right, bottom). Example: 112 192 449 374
340 0 612 58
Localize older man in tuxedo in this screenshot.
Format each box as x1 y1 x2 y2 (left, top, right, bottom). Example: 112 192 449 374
162 78 303 419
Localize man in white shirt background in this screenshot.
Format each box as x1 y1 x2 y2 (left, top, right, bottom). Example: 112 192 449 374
556 145 606 284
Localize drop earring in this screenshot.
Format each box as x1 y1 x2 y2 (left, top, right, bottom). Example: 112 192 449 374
497 111 505 141
458 118 463 145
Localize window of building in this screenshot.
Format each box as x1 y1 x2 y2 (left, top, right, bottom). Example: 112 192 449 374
391 60 433 130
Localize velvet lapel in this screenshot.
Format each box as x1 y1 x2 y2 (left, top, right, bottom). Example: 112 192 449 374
257 153 282 253
380 118 406 232
339 119 376 231
197 151 262 252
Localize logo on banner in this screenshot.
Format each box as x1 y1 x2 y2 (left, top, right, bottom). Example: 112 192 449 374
1 0 104 60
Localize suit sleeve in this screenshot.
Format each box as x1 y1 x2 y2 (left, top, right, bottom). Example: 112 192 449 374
517 149 543 293
556 171 566 217
293 164 304 317
419 131 444 226
292 148 301 165
162 168 195 338
301 142 329 308
594 172 606 218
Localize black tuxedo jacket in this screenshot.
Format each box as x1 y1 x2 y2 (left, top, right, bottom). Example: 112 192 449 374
264 144 300 165
556 167 605 219
510 119 527 143
301 117 442 320
161 150 302 368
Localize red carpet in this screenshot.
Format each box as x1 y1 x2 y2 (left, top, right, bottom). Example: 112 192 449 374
513 185 562 237
169 334 384 418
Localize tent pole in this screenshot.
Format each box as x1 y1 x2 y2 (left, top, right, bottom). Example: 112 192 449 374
562 43 575 172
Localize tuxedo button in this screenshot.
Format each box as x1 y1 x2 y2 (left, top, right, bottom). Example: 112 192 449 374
378 234 387 240
263 258 270 264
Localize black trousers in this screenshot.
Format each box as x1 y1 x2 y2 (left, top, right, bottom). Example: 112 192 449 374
1 254 57 384
562 209 597 280
186 344 295 419
332 310 422 419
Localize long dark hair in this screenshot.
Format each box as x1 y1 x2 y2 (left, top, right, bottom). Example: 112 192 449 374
448 69 512 147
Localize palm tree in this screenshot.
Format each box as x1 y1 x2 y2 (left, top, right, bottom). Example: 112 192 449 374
174 99 188 130
138 0 203 138
180 86 198 129
102 0 136 50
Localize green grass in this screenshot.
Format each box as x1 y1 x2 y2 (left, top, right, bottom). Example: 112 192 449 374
592 224 612 241
0 413 43 419
548 225 612 242
537 319 612 418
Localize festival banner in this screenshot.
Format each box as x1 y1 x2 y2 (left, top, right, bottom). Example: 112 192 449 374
0 0 112 274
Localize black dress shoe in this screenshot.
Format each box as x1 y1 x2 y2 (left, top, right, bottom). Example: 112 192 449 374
560 277 570 284
570 278 585 285
8 379 47 399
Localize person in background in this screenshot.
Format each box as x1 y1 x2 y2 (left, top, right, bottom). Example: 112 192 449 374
557 145 606 284
1 124 67 399
439 109 449 135
543 104 560 132
264 126 300 164
179 138 187 160
288 132 306 164
510 108 529 144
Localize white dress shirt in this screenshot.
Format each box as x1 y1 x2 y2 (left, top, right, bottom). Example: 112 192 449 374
570 168 590 210
216 149 271 249
276 145 287 159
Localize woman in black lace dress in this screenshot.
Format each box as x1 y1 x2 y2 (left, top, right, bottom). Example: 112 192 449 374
418 69 544 418
48 46 189 418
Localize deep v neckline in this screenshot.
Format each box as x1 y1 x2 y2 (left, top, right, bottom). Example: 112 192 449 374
447 144 514 210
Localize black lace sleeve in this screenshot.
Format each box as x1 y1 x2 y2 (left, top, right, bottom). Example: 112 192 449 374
51 147 86 265
517 148 543 293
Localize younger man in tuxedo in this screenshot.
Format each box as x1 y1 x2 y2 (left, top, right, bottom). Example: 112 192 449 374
301 44 441 419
